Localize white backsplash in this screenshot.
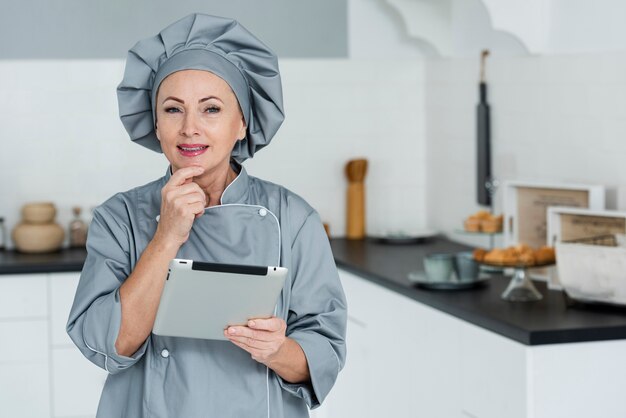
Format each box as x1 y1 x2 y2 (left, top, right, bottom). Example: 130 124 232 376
3 51 625 251
0 58 426 248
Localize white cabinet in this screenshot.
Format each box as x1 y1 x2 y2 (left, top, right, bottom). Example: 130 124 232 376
459 323 528 418
0 272 106 418
49 272 107 418
319 269 468 418
0 274 50 417
317 269 626 418
316 269 462 418
50 272 82 347
312 274 376 418
0 319 49 362
0 363 51 418
530 340 626 418
0 273 47 319
52 347 107 417
316 269 529 418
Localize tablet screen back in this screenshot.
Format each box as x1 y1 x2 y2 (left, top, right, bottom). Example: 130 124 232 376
153 259 287 340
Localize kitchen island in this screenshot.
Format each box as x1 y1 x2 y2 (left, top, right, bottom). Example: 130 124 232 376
314 237 626 418
330 237 626 345
2 238 626 418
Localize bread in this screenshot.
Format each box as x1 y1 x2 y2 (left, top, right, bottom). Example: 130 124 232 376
534 246 556 264
477 244 555 266
481 214 503 233
473 248 488 262
517 251 536 265
464 218 482 232
501 248 519 264
483 248 517 264
464 211 503 233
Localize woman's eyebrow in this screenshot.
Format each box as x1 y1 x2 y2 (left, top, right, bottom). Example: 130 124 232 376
199 96 223 103
162 96 184 104
162 96 224 104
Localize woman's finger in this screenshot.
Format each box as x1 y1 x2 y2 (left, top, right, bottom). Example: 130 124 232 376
174 182 204 195
247 317 284 332
189 202 206 217
227 334 275 350
169 166 204 187
163 182 204 200
174 193 206 207
226 325 271 342
228 338 261 357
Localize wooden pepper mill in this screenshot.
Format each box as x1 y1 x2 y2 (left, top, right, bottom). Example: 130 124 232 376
345 159 368 239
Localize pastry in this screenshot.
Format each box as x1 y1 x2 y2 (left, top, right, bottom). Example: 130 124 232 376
483 248 517 265
534 246 556 264
464 211 503 233
473 248 488 262
478 244 555 266
501 248 519 264
481 214 503 233
517 251 536 266
464 218 482 232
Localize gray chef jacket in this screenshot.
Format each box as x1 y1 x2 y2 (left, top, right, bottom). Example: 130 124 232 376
66 163 347 417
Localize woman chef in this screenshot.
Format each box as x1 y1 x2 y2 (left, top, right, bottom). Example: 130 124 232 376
66 13 347 418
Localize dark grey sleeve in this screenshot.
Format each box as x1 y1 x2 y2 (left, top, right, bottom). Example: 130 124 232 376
277 211 347 409
66 206 149 374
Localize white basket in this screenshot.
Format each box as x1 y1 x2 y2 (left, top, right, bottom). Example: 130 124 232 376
556 242 626 305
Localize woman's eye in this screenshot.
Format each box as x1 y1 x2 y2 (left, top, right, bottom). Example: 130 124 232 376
205 106 220 114
164 107 181 113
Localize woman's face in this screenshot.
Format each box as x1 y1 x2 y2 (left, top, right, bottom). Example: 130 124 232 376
155 69 247 174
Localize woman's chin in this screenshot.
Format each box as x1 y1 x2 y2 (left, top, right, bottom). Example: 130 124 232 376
169 154 229 173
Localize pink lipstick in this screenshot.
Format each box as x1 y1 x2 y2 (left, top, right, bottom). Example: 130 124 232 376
177 143 208 157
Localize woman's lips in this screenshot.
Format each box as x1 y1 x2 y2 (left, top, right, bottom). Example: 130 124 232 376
177 144 209 157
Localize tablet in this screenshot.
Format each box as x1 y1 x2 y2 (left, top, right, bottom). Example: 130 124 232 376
153 259 288 340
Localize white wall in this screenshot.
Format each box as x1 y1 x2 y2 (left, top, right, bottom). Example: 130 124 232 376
0 58 426 248
362 0 626 247
547 0 626 54
425 51 626 246
0 60 162 249
484 0 626 54
387 0 626 56
382 0 528 57
249 59 426 238
4 1 626 251
348 0 429 58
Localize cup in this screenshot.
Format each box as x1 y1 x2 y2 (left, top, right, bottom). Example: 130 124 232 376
423 253 455 282
454 252 479 282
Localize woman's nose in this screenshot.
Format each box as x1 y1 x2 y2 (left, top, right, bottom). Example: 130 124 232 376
180 111 201 137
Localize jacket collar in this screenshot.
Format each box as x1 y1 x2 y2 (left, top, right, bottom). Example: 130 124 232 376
220 161 249 204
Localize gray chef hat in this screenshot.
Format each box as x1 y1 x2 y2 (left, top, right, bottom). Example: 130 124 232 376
116 13 284 162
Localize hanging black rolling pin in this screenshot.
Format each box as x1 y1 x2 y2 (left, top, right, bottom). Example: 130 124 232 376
476 49 492 207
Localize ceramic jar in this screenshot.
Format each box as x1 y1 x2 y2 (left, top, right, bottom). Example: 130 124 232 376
12 202 65 253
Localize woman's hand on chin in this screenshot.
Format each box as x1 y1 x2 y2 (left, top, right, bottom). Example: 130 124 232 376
154 165 206 248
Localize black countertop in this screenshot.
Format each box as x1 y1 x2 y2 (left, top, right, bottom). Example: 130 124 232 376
0 248 87 274
330 237 626 346
3 239 626 346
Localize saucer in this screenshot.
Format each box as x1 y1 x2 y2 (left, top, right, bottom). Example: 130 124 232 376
370 229 438 245
407 271 490 290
